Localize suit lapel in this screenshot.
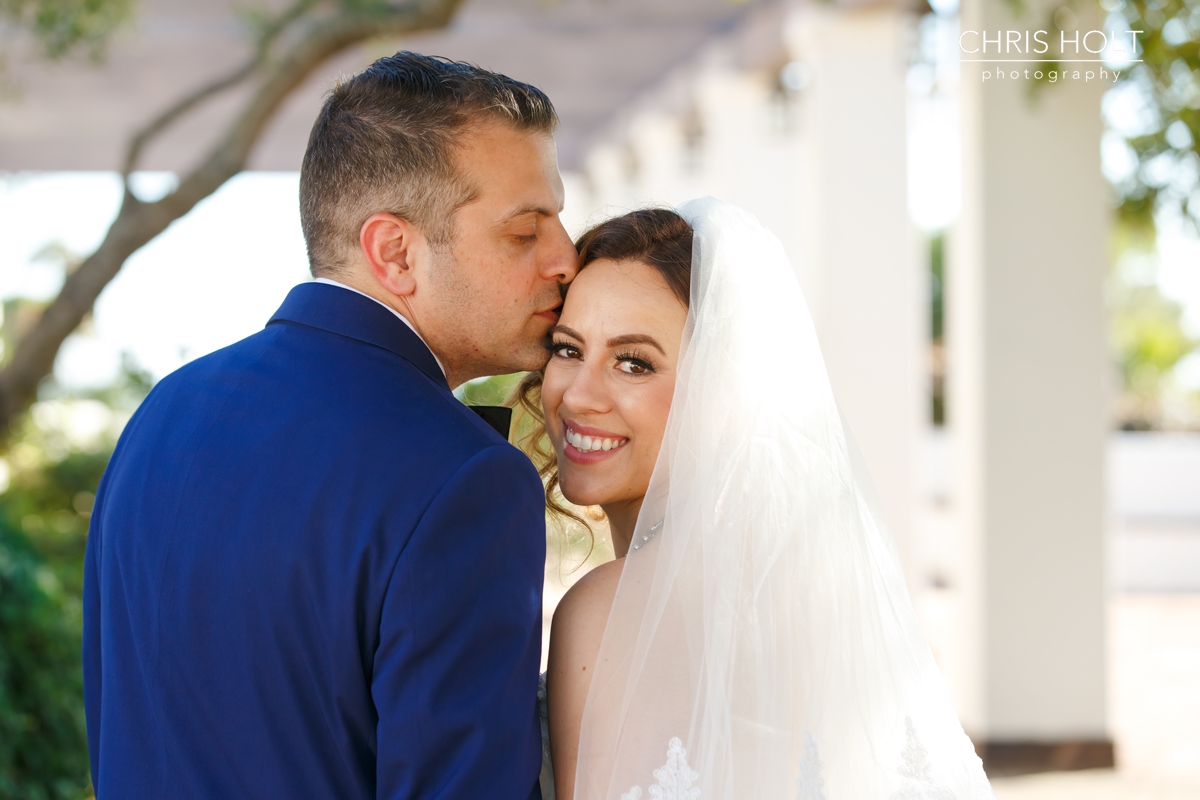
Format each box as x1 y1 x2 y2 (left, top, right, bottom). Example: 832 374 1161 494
268 282 450 392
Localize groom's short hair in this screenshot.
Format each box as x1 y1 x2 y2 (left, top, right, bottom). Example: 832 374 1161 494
300 51 557 276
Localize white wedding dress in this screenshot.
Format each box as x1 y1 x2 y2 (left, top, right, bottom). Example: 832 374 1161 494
544 198 995 800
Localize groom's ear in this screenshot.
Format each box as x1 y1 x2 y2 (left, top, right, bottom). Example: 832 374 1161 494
359 212 425 298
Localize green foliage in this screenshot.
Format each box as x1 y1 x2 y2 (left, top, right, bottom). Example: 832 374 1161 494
3 437 110 596
1108 228 1200 428
928 231 946 426
0 358 148 798
1111 282 1197 388
0 521 90 800
0 422 112 799
929 231 945 341
1023 0 1199 231
0 0 132 61
1103 0 1200 231
454 372 526 407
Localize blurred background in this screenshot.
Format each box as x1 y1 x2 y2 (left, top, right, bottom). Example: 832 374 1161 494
1 0 1198 797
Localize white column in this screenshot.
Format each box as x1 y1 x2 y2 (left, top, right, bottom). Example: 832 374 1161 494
951 0 1111 759
787 5 924 576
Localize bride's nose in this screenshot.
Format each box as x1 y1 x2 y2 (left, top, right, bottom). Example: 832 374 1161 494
561 361 612 416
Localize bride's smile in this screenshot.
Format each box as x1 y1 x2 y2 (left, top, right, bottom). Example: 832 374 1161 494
561 423 628 459
540 254 688 543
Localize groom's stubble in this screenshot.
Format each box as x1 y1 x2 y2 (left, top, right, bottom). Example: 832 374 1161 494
411 122 577 385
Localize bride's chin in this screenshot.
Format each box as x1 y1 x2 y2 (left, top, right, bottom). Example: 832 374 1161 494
557 479 604 510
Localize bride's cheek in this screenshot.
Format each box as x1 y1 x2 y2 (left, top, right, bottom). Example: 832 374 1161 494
650 381 675 427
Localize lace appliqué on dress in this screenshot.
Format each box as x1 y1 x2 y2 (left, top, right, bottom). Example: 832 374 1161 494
889 718 957 800
795 732 827 800
794 720 958 800
621 737 701 800
625 721 967 800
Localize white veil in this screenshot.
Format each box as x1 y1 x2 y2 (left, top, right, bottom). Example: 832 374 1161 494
570 198 995 800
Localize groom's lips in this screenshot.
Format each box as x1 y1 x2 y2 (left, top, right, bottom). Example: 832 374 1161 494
535 303 563 323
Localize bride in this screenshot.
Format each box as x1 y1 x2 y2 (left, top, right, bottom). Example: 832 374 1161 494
517 198 995 800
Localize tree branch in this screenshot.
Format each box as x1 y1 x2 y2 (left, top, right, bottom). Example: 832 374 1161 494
121 0 327 177
0 0 464 439
121 58 259 177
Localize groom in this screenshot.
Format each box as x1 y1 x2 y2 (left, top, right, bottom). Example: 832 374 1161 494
83 53 576 799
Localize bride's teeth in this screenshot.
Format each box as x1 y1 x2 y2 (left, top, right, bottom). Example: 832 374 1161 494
565 427 629 452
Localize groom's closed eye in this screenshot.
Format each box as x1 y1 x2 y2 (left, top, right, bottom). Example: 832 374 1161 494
509 219 539 244
498 205 557 235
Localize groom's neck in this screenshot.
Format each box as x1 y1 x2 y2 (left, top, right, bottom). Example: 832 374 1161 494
319 271 467 384
330 271 410 319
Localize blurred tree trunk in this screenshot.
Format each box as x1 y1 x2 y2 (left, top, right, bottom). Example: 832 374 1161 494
0 0 463 440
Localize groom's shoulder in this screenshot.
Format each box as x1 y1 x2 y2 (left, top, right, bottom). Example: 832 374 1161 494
144 317 429 413
136 324 524 479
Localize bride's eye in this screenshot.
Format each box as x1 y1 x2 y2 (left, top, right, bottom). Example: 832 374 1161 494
615 352 655 375
550 340 582 360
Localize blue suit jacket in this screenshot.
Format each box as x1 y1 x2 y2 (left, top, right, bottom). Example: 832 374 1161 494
83 283 546 799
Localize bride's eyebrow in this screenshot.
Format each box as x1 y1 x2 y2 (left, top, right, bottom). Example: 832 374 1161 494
607 334 665 356
550 324 584 342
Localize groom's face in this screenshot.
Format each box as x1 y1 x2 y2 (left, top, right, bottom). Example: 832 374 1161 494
419 122 577 385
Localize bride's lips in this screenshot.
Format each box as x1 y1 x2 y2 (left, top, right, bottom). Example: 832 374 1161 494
561 420 629 465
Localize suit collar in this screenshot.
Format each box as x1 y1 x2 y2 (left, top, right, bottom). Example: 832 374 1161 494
268 282 450 392
310 278 447 378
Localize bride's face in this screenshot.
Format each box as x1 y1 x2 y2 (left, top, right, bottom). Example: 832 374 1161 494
541 257 688 509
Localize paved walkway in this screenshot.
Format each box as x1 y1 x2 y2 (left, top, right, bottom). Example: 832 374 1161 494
992 594 1200 799
993 770 1200 800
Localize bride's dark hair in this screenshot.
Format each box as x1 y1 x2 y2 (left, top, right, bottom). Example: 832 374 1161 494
513 208 694 540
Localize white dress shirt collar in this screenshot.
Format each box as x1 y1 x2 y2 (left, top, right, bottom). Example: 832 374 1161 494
313 277 446 378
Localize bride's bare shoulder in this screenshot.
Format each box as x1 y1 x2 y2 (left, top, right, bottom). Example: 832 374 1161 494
549 556 624 681
547 557 625 799
554 556 624 632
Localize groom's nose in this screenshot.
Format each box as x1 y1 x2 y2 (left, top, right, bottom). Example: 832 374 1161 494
539 216 578 285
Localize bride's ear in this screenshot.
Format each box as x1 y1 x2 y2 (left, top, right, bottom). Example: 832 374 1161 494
359 212 425 298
